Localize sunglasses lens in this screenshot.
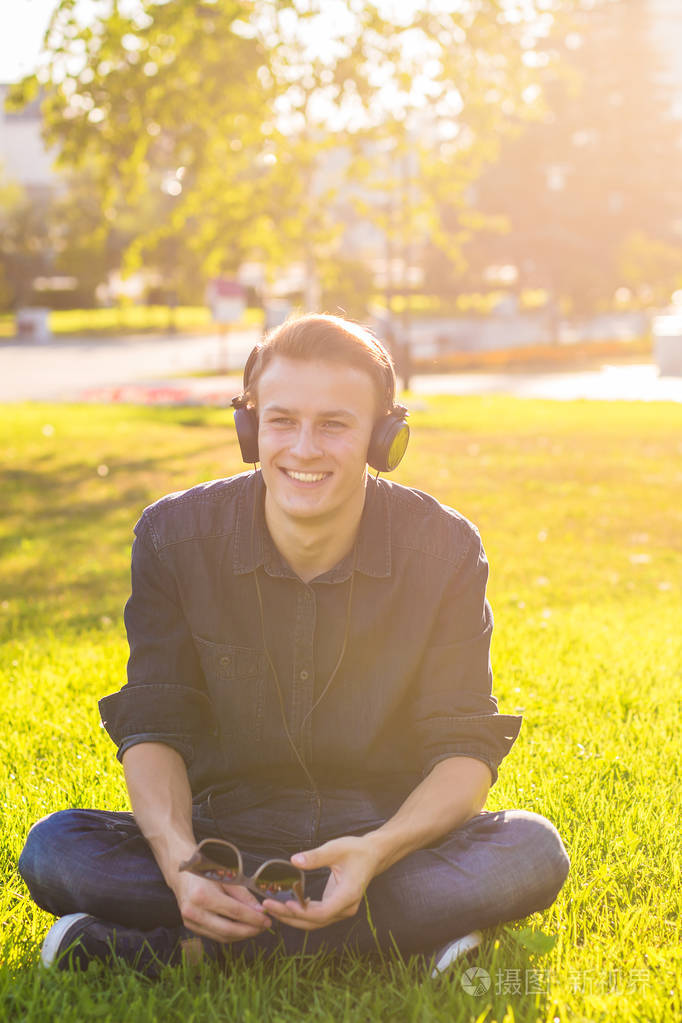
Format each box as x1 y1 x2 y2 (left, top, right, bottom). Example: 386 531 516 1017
200 841 240 881
254 862 302 898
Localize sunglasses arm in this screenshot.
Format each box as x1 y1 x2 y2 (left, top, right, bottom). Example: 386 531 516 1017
178 850 204 874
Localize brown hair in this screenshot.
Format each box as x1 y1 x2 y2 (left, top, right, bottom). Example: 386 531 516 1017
244 313 396 414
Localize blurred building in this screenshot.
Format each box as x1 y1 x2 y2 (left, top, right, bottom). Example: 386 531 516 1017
0 84 58 196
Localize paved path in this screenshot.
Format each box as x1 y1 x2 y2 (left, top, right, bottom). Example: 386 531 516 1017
409 363 682 403
0 330 258 401
106 363 682 405
1 333 681 403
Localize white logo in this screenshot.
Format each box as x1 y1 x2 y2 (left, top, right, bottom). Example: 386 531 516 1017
461 966 491 996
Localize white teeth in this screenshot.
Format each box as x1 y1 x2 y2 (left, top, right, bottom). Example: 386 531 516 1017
286 470 328 482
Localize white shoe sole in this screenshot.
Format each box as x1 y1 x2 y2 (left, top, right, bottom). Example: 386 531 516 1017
431 930 483 977
40 913 92 967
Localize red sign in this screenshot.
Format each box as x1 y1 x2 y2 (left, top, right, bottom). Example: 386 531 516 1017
209 278 246 299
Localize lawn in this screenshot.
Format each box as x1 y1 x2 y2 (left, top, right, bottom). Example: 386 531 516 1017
1 397 680 1022
0 305 263 338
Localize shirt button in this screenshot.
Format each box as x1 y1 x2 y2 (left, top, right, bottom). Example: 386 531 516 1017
299 670 309 681
220 656 231 666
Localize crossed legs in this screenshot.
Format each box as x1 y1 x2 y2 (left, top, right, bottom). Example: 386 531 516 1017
18 805 569 965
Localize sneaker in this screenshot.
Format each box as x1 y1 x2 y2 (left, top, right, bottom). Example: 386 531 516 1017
40 913 207 974
430 930 483 978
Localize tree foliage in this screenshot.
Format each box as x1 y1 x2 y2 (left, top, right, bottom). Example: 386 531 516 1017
8 0 578 305
0 170 53 309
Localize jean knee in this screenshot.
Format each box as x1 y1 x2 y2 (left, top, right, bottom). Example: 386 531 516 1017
18 809 81 894
518 811 570 905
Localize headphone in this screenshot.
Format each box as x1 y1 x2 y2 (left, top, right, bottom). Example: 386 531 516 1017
231 343 410 473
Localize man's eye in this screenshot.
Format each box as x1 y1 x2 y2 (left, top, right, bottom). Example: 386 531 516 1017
322 420 345 430
270 417 293 426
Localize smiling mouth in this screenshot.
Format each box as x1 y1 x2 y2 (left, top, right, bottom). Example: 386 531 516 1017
282 469 331 483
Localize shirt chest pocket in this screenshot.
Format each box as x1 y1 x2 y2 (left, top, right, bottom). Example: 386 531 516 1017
192 635 266 744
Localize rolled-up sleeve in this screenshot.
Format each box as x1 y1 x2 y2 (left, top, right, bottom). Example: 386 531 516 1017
98 515 214 765
413 526 522 785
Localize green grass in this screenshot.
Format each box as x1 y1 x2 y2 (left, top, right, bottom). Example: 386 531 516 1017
0 305 263 338
1 397 681 1021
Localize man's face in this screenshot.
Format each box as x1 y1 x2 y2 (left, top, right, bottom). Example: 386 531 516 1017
256 355 377 527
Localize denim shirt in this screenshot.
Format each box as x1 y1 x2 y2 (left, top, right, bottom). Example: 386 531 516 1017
99 471 522 806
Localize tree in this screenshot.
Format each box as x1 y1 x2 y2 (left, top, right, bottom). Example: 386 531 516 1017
0 169 53 309
9 0 580 307
618 231 682 306
469 0 682 314
49 167 131 305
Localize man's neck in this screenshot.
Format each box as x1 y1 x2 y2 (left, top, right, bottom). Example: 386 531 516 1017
264 487 367 584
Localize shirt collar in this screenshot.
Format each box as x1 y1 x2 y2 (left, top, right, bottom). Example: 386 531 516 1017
232 471 392 581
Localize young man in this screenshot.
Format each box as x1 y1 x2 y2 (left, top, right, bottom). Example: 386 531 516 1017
19 314 569 973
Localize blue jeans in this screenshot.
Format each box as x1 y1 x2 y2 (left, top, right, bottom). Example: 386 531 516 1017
18 788 569 962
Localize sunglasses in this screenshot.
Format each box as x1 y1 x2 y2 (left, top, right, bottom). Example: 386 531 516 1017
179 838 308 908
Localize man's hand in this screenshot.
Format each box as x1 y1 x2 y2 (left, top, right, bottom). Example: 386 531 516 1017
262 835 380 931
122 744 272 944
170 869 272 943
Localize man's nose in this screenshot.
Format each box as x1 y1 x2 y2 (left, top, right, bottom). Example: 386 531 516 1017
290 423 323 458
